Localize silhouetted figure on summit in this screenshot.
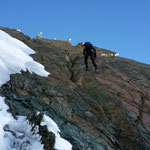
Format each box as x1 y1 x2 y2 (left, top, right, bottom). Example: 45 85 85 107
83 42 97 72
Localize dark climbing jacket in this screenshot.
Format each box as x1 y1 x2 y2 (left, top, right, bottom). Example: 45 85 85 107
83 42 97 70
83 42 96 57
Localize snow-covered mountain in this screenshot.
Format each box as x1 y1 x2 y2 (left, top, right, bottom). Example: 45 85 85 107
0 30 72 150
0 27 150 150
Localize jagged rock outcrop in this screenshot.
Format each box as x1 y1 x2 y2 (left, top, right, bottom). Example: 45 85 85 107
0 27 150 150
27 112 55 150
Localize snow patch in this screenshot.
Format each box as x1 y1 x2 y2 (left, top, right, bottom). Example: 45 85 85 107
41 114 72 150
0 30 49 86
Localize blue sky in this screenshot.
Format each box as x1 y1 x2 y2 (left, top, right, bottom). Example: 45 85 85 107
1 0 150 64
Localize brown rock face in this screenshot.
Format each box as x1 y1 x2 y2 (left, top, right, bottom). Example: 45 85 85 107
0 27 150 150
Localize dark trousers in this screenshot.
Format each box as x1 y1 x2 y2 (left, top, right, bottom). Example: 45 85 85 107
84 54 97 69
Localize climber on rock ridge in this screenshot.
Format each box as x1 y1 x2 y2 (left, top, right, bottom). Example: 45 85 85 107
83 42 97 72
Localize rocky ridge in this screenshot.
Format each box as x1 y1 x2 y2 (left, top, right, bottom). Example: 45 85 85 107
0 27 150 150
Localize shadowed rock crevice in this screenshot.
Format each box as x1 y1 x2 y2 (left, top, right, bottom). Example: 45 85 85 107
69 55 80 83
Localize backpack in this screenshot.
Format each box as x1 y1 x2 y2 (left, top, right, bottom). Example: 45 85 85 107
84 42 92 48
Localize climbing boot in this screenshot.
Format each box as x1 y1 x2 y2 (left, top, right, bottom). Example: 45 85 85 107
95 68 98 73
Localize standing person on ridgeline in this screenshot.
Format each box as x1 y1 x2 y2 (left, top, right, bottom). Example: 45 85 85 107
83 42 97 72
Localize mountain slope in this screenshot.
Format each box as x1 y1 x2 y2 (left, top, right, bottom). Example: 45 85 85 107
0 27 150 150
